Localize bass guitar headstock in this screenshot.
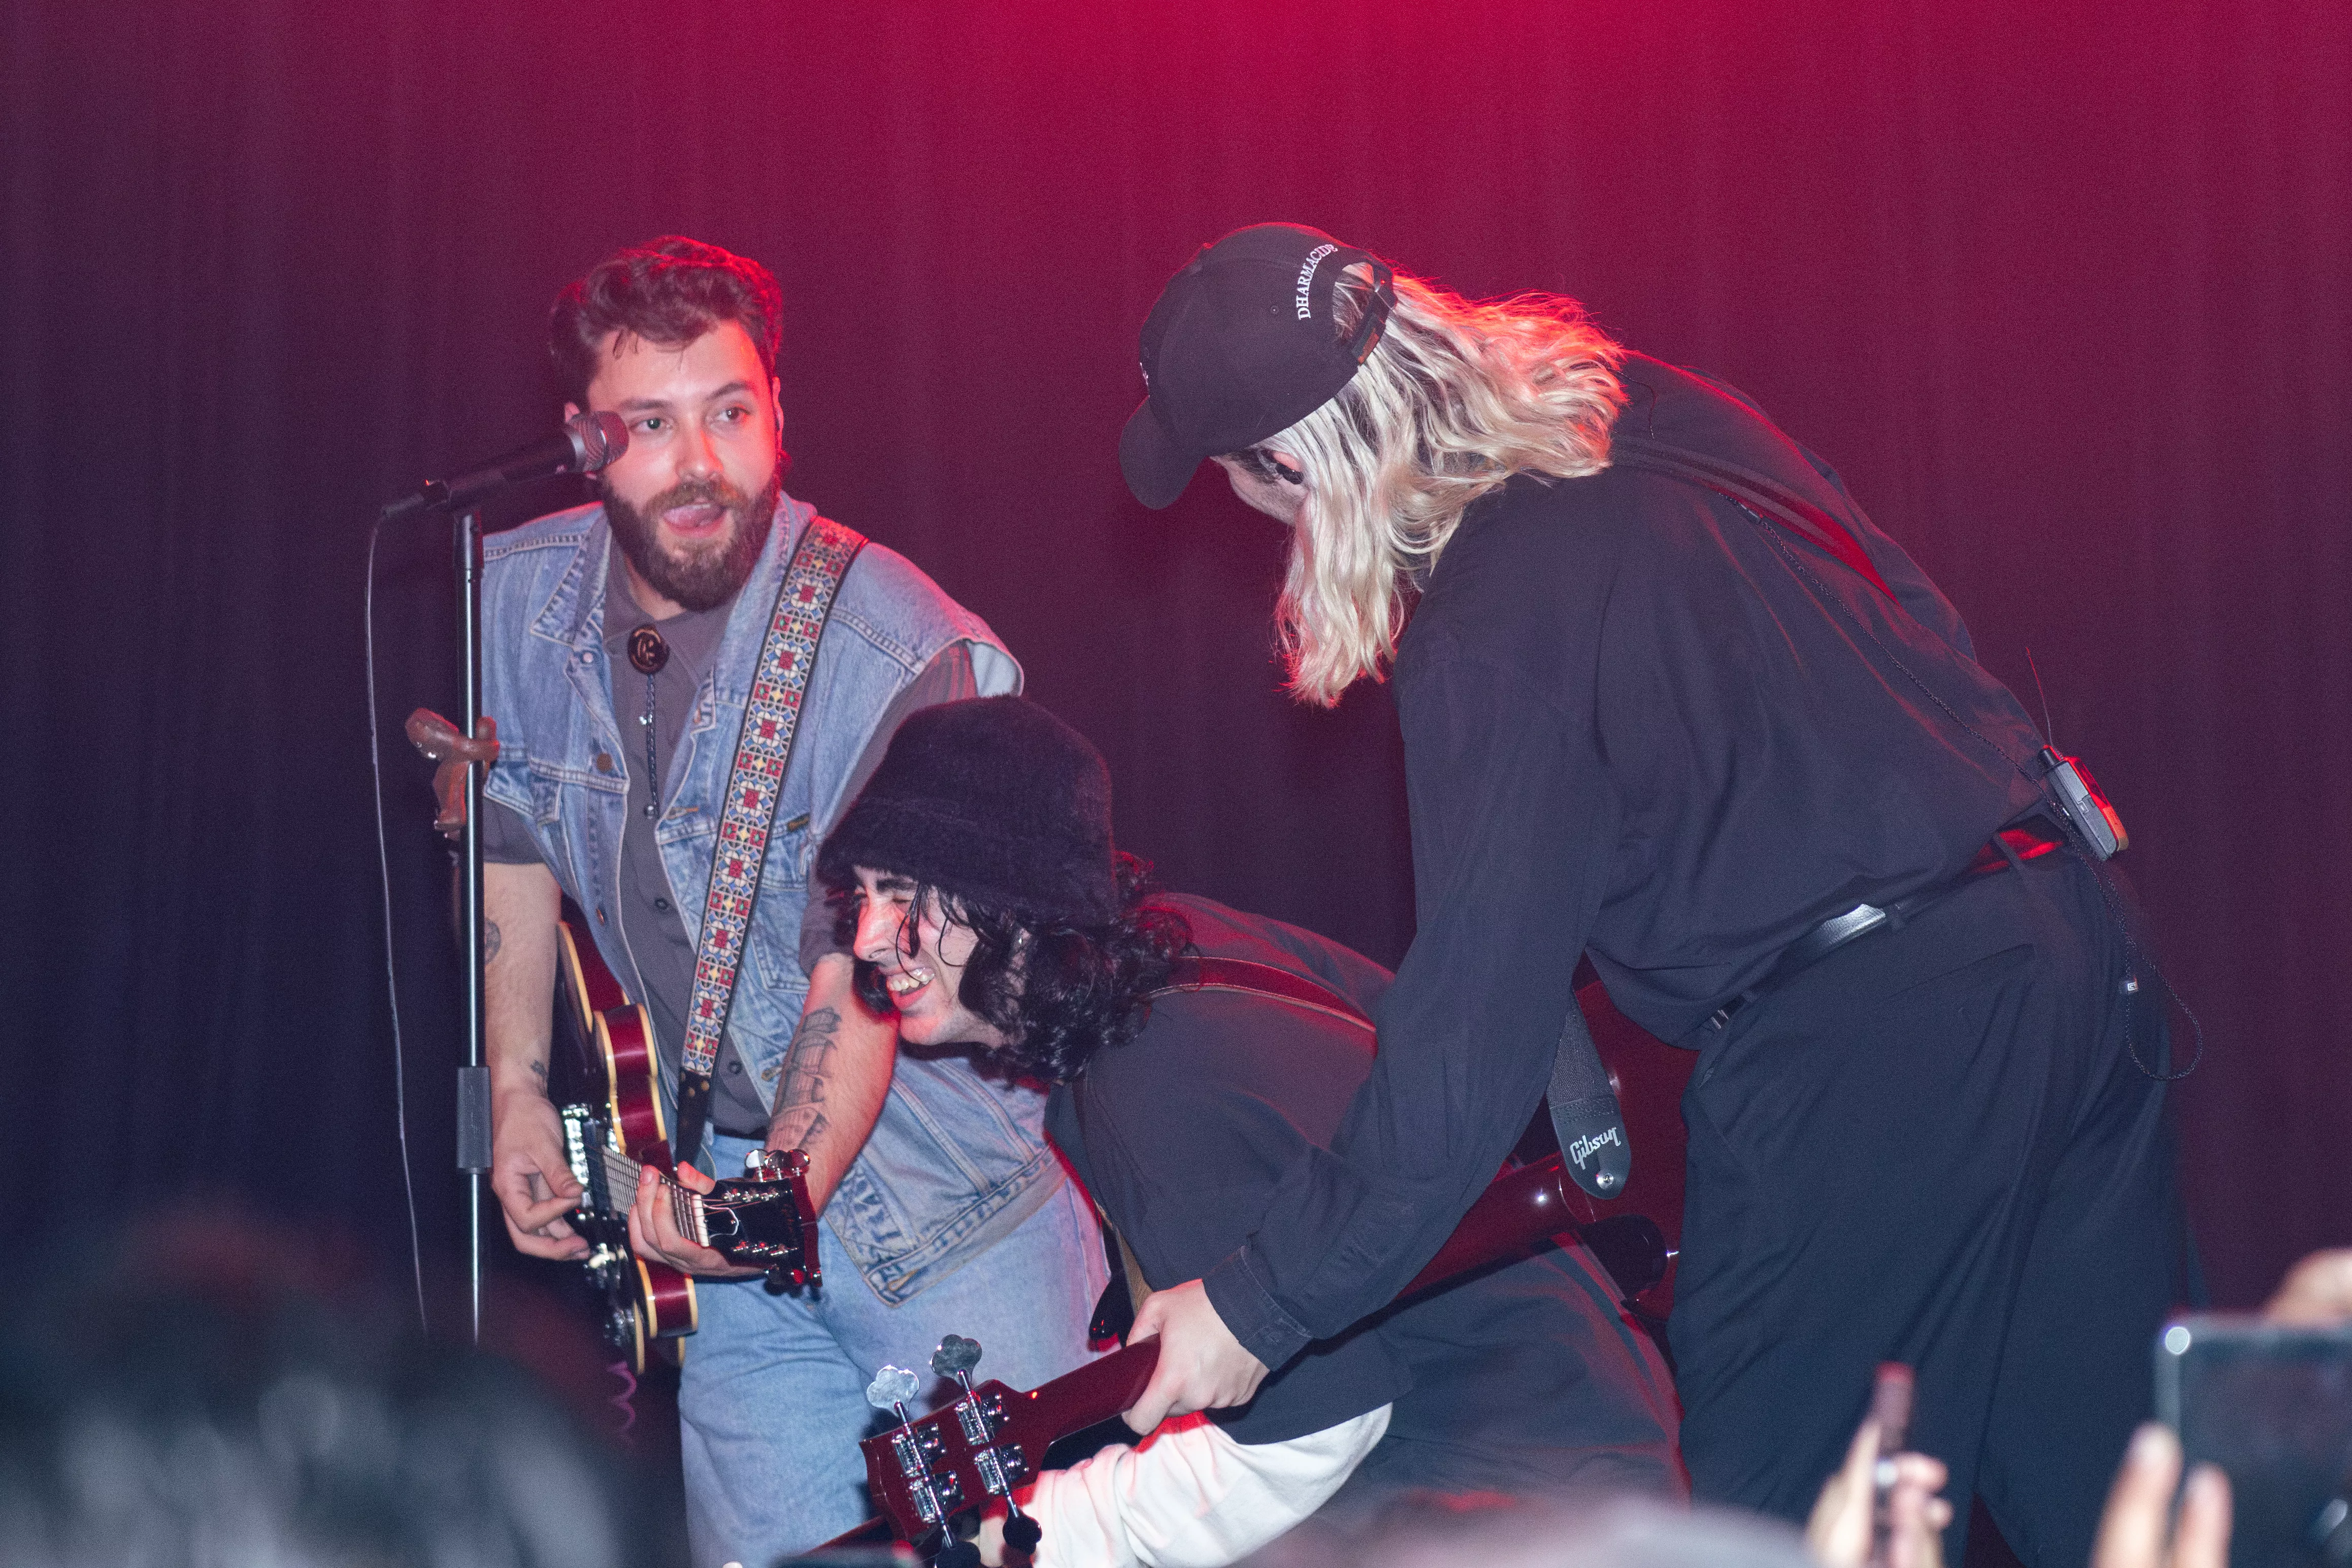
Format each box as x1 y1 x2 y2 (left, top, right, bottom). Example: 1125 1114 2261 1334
858 1335 1163 1558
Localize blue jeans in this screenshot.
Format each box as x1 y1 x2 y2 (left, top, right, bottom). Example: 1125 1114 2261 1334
684 1135 1110 1566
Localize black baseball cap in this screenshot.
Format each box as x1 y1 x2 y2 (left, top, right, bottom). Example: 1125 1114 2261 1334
1119 223 1395 510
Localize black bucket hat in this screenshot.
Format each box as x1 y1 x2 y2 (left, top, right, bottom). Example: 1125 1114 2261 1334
816 697 1120 926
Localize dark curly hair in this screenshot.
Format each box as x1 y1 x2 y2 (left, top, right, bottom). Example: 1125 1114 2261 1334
833 853 1192 1085
550 236 783 408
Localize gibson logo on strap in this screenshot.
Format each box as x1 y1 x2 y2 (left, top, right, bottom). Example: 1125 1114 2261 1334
1568 1126 1625 1171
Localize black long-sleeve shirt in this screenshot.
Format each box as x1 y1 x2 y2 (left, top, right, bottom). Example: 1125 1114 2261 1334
1051 895 1681 1494
1203 354 2055 1370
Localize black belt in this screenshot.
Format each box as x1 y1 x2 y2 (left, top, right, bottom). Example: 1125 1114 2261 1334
1704 818 2067 1032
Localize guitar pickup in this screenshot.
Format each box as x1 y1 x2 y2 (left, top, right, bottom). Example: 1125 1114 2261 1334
974 1444 1028 1497
955 1393 1007 1445
559 1106 599 1213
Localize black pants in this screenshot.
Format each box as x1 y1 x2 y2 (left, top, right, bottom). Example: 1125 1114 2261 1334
1670 852 2184 1568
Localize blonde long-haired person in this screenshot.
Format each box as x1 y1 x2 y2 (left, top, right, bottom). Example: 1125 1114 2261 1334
1115 224 2187 1568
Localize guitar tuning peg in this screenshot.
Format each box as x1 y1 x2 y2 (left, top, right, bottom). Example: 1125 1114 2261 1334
931 1335 982 1378
866 1365 921 1413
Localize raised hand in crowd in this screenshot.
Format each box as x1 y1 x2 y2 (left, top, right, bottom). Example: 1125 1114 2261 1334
2092 1424 2230 1568
2264 1248 2352 1326
1806 1417 1951 1568
1810 1240 2352 1568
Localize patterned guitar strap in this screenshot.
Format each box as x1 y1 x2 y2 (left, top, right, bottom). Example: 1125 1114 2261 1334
672 516 867 1168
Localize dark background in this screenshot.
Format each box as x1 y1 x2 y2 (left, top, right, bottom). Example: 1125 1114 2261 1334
4 0 2345 1381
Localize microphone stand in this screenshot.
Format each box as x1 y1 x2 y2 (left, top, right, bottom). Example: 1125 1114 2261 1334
451 505 491 1344
387 496 495 1343
385 413 624 1347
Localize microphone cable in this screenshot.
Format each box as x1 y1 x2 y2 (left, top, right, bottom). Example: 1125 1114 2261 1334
365 511 431 1333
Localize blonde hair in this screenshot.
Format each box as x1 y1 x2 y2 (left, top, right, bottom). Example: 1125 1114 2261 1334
1265 272 1626 706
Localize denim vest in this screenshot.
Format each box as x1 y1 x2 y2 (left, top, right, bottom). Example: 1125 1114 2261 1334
481 496 1060 1304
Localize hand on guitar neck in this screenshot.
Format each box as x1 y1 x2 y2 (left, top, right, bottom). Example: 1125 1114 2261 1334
1123 1282 1268 1434
628 1159 763 1280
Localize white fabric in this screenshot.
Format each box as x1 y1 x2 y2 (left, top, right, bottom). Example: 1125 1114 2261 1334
1023 1404 1391 1568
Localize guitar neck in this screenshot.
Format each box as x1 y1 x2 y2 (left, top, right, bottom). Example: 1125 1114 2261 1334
597 1146 706 1244
1013 1341 1161 1457
852 1151 1638 1548
1008 1157 1580 1449
1399 1153 1577 1296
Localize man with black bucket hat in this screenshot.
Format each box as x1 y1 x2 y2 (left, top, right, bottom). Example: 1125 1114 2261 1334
816 695 1684 1567
1108 223 2192 1568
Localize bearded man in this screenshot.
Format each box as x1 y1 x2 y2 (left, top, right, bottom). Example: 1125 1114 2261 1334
1108 223 2188 1568
474 237 1104 1563
817 696 1683 1568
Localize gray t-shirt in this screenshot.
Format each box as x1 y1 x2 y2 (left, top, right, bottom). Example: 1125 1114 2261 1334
486 537 978 1138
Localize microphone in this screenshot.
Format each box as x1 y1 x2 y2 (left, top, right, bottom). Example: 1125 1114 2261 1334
381 411 628 520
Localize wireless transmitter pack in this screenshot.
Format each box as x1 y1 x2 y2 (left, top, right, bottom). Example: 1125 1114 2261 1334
2040 746 2130 861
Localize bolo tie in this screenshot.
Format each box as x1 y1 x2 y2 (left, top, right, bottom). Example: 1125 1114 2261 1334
627 624 670 817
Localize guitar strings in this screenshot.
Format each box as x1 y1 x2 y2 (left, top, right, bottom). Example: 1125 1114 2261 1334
591 1143 709 1246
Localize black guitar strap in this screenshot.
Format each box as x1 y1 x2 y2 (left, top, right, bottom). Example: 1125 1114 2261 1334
1548 996 1632 1199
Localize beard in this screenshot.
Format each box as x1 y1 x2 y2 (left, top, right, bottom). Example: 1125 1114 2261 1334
602 466 782 613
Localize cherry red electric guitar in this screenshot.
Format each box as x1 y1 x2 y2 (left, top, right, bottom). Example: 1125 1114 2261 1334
551 900 822 1371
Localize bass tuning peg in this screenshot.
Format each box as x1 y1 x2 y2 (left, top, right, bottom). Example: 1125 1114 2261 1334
865 1365 921 1414
931 1334 982 1378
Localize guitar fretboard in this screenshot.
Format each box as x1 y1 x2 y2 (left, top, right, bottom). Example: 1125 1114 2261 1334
594 1145 707 1247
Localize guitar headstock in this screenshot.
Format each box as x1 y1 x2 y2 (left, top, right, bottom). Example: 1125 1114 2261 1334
858 1338 1060 1546
703 1148 823 1290
858 1336 1163 1547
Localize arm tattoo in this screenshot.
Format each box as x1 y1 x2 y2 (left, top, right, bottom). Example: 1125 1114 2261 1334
528 1057 547 1088
769 1006 840 1152
483 919 503 964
